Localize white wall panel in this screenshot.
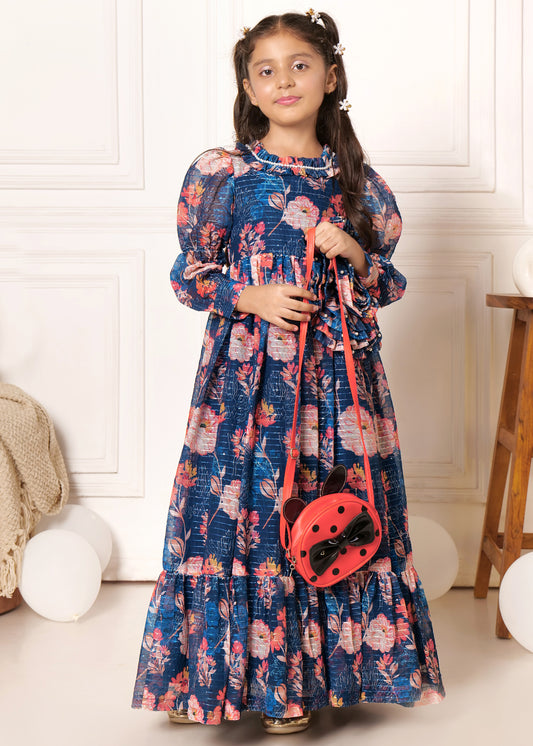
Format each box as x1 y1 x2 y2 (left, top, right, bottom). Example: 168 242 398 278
0 0 144 188
524 0 533 224
26 275 119 472
0 0 532 584
380 253 492 501
3 248 145 498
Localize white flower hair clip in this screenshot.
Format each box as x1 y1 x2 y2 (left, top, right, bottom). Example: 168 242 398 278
339 99 352 112
333 42 345 56
306 8 322 24
238 26 250 40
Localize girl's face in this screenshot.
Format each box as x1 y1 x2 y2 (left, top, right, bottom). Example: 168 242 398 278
243 30 337 136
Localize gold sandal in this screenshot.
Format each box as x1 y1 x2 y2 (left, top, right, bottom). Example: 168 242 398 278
167 709 198 724
260 710 311 734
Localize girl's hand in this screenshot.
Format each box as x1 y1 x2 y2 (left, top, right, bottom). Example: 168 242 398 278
314 222 369 276
235 284 320 332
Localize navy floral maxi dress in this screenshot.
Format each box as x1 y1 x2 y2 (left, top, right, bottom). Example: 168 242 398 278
132 140 445 723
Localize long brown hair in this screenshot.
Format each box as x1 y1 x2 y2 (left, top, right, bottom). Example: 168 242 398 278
233 11 373 249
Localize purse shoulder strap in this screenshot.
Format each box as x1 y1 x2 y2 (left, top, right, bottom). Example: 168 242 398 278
280 227 375 552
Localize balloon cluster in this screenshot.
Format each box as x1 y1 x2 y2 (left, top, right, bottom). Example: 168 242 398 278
19 505 112 622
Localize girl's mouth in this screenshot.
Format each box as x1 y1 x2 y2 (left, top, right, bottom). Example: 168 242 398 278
276 96 300 105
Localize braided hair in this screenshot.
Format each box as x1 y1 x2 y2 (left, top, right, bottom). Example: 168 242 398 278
233 11 373 250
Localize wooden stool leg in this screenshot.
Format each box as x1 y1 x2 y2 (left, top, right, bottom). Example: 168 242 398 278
474 442 511 597
495 315 533 637
474 311 525 598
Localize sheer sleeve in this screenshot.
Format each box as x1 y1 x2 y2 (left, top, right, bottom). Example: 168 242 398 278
170 149 247 318
345 165 407 309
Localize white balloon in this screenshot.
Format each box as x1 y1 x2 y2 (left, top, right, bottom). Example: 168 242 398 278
499 553 533 652
20 530 101 622
513 238 533 296
33 504 112 572
408 516 459 600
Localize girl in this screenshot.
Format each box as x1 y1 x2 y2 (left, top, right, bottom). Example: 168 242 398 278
132 10 445 734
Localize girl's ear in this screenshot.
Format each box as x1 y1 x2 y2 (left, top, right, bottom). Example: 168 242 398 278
325 64 337 94
243 79 258 106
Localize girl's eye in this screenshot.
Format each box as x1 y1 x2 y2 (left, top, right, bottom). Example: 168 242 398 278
293 62 307 71
259 68 273 76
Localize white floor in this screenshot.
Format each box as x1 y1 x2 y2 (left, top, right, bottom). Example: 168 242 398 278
1 583 532 746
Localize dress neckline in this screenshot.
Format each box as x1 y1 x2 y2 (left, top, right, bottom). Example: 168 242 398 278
239 140 338 176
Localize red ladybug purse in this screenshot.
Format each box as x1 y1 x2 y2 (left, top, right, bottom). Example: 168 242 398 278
279 228 382 588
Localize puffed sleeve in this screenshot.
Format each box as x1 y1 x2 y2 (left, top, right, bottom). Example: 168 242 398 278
346 165 407 308
170 148 247 318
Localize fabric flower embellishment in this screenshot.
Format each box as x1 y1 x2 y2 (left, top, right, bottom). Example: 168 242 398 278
333 42 345 56
238 26 250 40
306 9 321 23
339 98 352 112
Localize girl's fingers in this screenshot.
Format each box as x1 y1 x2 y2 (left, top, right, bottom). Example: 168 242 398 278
281 307 312 321
276 316 299 332
284 300 319 314
280 283 312 295
297 300 319 311
281 285 317 301
317 237 336 252
315 222 338 242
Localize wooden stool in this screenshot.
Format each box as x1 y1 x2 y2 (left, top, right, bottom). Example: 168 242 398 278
474 293 533 637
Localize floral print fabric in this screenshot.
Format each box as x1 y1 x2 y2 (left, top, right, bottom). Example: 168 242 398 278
132 140 445 723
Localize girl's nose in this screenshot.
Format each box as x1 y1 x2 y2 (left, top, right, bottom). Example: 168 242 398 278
278 71 294 88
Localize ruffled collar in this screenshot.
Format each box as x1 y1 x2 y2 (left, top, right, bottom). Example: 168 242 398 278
237 140 338 178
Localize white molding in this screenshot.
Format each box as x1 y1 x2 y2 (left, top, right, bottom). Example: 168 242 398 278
396 279 467 481
381 252 492 503
0 207 174 232
399 206 528 233
367 0 497 191
0 0 144 188
369 0 471 168
21 249 145 497
0 1 118 166
524 0 533 223
208 0 241 148
25 274 120 474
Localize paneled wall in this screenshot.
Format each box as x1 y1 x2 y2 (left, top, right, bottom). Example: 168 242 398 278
1 0 532 583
